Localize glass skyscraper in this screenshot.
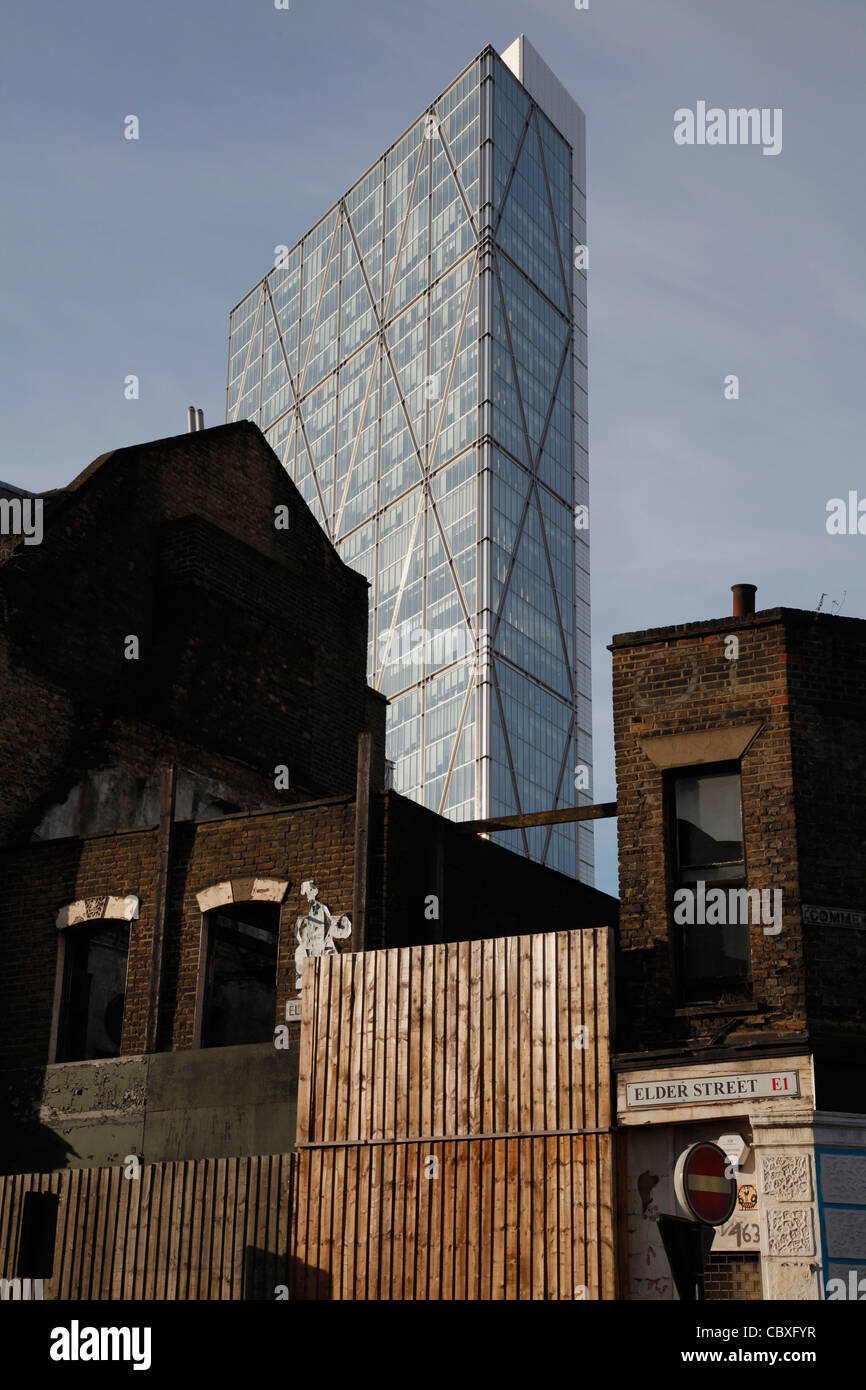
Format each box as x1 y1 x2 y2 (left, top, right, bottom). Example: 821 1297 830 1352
226 37 592 880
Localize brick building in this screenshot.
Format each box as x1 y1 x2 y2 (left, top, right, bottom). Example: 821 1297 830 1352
0 423 616 1297
612 584 866 1301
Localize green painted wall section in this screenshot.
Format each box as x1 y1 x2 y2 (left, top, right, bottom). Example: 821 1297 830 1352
0 1043 299 1173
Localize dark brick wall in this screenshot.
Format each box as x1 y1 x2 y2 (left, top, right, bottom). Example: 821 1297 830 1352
163 798 357 1051
611 610 806 1053
0 422 384 843
784 613 866 1040
0 828 158 1068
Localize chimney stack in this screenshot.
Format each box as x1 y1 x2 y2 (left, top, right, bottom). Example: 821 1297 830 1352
187 407 205 433
731 583 757 617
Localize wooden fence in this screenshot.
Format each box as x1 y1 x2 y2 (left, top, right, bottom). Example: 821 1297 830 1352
291 929 616 1299
0 1154 292 1300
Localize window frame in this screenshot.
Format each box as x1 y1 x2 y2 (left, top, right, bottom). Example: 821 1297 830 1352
665 761 752 1004
193 902 282 1050
49 896 138 1065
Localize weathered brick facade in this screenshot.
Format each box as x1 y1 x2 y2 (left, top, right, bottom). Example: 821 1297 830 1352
0 422 386 845
611 603 866 1095
0 789 617 1072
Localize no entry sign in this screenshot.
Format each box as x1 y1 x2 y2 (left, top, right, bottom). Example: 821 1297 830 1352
674 1141 737 1225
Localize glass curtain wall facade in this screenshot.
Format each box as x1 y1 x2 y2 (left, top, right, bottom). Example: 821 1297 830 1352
226 45 592 880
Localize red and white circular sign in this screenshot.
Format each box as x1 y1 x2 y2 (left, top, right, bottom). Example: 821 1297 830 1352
674 1141 737 1225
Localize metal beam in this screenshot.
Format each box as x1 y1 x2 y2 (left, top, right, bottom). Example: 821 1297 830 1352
456 801 618 834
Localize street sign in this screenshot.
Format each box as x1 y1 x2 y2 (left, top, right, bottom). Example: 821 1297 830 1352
674 1141 738 1226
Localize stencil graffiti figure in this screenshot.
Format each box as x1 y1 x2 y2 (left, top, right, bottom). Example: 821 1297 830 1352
294 880 351 992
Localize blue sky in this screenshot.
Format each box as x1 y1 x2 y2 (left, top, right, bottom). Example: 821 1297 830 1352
3 0 864 894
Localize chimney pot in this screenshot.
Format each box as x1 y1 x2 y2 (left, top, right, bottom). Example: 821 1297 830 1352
187 406 196 433
732 583 757 617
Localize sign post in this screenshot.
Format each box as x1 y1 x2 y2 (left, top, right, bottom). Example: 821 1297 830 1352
657 1215 716 1302
660 1142 739 1301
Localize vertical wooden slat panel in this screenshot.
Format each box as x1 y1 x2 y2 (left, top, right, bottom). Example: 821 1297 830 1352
415 1139 430 1299
426 1140 442 1301
305 1148 323 1300
296 952 316 1145
482 938 494 1136
385 947 399 1144
190 1156 210 1301
457 940 470 1136
596 927 612 1130
453 1127 467 1300
362 949 377 1144
391 1140 405 1299
315 956 332 1146
318 1142 334 1299
111 1162 132 1300
379 1138 394 1299
545 1135 559 1299
584 930 598 1132
68 1168 87 1298
331 1143 345 1300
480 1138 493 1301
373 949 388 1142
289 929 612 1301
421 943 434 1143
0 1176 14 1278
445 942 458 1142
408 949 423 1141
155 1159 174 1300
331 955 350 1147
518 935 532 1134
354 1142 370 1301
396 948 411 1144
531 933 545 1135
403 1141 418 1300
494 936 507 1134
337 1143 350 1300
98 1164 119 1300
468 939 482 1134
176 1159 195 1301
544 934 557 1134
491 1135 506 1300
440 1137 455 1300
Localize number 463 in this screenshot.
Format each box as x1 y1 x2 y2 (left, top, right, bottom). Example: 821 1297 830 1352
721 1219 759 1246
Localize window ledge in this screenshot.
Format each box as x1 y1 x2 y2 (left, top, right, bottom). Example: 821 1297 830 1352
674 1001 761 1018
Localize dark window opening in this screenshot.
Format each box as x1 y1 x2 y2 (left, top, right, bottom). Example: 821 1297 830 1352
202 902 279 1048
17 1191 59 1279
670 766 750 999
58 921 129 1062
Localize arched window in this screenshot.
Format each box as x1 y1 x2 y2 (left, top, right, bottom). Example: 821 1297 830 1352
201 902 280 1048
192 881 289 1049
51 896 138 1063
